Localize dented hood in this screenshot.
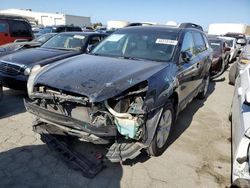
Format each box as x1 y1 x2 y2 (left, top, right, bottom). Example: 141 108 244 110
35 54 170 102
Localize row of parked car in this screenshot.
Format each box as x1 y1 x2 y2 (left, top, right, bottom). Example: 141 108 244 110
1 14 250 185
207 33 248 80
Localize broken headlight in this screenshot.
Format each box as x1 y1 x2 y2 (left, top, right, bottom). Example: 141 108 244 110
27 64 44 97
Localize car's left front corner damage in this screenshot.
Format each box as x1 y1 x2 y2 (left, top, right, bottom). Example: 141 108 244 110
25 79 151 162
25 63 178 162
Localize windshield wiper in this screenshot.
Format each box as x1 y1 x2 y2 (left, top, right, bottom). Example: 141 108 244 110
123 56 167 62
54 48 76 51
121 56 151 61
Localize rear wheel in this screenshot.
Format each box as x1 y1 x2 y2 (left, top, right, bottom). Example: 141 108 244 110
147 100 174 156
229 62 237 85
197 74 210 99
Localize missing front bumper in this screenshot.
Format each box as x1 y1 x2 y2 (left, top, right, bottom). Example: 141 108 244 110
24 98 117 137
25 99 143 162
33 121 143 163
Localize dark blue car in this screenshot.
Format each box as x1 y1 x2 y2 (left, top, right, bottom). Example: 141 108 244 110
25 24 213 162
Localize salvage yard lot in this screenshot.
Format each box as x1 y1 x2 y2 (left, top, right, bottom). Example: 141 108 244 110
0 69 233 188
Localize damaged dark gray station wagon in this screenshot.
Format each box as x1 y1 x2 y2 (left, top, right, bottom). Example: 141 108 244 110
25 24 212 162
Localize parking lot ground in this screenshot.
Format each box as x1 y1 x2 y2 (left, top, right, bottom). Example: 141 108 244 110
0 69 233 188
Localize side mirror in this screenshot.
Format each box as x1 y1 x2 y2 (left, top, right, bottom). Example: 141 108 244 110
237 38 247 46
181 51 192 62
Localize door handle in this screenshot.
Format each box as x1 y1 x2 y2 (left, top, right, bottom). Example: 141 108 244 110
196 63 200 69
4 33 8 37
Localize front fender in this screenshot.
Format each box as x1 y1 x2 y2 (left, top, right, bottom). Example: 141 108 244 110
143 63 178 112
142 107 163 147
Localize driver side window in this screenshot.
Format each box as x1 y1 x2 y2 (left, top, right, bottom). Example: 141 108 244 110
181 32 195 59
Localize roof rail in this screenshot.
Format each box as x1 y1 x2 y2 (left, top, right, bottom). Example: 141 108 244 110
179 23 203 31
0 14 29 22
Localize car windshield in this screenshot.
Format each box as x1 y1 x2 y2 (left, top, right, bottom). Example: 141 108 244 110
32 33 57 44
224 40 233 48
91 29 178 62
41 33 87 51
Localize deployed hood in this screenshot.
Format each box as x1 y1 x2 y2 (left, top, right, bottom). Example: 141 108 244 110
0 47 80 66
35 54 169 102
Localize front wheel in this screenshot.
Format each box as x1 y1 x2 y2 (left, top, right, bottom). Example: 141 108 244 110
197 74 210 99
147 100 174 156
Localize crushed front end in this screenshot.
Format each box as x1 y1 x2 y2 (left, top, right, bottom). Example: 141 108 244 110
25 83 148 162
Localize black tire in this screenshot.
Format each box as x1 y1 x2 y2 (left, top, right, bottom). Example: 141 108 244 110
229 62 237 85
147 100 174 156
229 111 232 122
197 74 210 99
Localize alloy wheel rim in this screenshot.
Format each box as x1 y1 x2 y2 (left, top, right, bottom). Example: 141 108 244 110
156 109 172 148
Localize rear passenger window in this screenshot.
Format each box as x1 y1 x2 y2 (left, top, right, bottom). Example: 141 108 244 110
0 22 8 33
181 32 195 58
9 21 32 37
193 32 206 54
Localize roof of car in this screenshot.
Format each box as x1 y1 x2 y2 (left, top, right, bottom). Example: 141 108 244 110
0 14 29 22
218 36 236 41
57 32 105 36
208 38 223 42
119 25 203 33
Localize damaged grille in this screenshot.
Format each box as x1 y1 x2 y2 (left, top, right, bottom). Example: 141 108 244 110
29 84 146 140
31 86 113 127
0 61 24 75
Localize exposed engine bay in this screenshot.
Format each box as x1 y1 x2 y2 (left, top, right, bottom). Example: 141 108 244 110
26 82 148 147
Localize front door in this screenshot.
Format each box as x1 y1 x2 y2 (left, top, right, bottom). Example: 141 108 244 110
177 31 198 109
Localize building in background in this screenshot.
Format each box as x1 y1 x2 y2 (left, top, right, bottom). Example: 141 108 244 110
0 9 91 27
208 23 250 36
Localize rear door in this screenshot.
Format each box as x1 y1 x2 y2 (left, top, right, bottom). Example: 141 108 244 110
0 20 12 45
191 31 208 89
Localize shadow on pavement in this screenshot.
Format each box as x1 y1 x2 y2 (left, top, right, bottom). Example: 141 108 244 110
0 88 27 118
166 81 216 149
0 144 123 188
